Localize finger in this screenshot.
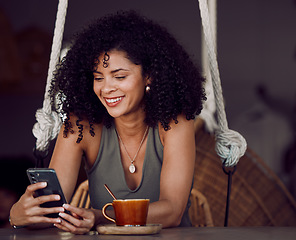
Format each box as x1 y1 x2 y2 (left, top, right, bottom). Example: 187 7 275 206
63 204 90 218
55 218 89 235
26 216 63 225
58 210 94 234
33 194 61 206
26 182 47 193
30 206 65 217
18 183 48 207
58 212 84 227
54 223 87 235
71 212 82 220
53 222 70 232
19 194 62 216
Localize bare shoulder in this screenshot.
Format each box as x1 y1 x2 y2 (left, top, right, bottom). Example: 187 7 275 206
158 114 195 145
62 114 102 138
54 115 103 168
55 115 103 155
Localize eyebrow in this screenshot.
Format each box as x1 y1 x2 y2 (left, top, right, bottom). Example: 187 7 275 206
93 68 129 74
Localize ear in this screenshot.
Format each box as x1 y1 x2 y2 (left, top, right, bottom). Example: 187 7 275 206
145 76 151 86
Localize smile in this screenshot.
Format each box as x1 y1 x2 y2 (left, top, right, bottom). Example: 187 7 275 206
105 97 123 106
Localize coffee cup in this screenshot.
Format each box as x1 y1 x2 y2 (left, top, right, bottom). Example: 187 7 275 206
102 199 150 226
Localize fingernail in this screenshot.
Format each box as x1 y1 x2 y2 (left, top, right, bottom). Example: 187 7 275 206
62 204 68 208
57 218 62 223
55 195 61 200
41 182 47 187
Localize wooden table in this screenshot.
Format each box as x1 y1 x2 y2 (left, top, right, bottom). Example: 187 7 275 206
0 227 295 240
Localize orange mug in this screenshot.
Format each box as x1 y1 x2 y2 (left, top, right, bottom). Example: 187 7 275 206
102 199 150 226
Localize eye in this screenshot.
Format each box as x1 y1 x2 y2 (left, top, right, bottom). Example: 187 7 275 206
93 74 104 81
115 74 127 80
94 77 104 81
93 71 104 81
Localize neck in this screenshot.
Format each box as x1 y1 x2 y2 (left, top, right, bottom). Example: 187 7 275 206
114 113 147 137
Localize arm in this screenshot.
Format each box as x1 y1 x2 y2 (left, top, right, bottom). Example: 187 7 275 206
8 122 84 229
9 117 99 232
50 118 106 234
49 123 85 202
147 115 196 227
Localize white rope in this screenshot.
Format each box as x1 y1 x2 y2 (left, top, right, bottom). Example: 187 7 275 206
32 0 68 152
198 0 247 166
199 0 218 133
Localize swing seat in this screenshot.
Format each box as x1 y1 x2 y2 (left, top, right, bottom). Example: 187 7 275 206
193 117 296 226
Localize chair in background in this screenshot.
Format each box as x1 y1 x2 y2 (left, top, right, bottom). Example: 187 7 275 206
189 188 214 227
70 180 91 209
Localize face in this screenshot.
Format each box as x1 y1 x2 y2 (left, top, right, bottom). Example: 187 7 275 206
93 50 149 119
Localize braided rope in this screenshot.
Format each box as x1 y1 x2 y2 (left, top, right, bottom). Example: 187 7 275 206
199 0 218 133
32 0 68 152
198 0 247 166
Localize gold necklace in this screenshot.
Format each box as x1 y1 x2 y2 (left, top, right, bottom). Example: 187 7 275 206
116 126 149 174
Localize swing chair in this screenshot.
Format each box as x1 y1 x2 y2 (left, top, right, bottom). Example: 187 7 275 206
32 0 296 227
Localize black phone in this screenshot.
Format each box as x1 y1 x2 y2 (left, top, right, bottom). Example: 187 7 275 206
26 168 68 218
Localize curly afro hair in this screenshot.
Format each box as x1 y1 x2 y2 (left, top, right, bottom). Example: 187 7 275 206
50 10 206 142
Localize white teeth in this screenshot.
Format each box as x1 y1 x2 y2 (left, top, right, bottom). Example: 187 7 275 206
106 97 122 103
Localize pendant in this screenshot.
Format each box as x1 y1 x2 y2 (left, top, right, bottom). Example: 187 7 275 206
129 163 136 174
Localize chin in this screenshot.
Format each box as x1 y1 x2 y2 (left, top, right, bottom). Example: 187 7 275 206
106 110 123 119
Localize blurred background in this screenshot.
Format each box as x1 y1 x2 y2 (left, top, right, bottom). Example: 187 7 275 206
0 0 295 205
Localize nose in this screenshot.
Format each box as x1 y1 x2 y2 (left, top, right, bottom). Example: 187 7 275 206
101 78 117 94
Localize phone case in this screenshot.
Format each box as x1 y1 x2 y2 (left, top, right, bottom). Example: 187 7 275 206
26 168 68 218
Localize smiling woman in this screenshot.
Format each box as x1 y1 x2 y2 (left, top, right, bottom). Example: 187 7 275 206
10 10 206 234
50 10 205 136
93 50 148 119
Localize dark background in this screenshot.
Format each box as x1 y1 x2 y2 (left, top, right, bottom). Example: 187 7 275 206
0 0 295 197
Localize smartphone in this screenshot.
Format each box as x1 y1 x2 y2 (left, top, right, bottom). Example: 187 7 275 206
26 168 68 218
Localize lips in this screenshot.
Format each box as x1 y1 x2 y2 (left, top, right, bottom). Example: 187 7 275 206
104 96 123 107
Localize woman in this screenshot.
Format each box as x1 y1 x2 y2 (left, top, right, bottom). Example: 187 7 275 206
10 10 206 234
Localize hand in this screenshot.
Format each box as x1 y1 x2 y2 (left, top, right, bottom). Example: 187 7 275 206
54 204 95 235
9 182 64 227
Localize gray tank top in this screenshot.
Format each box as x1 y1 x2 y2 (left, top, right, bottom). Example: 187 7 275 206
87 124 192 227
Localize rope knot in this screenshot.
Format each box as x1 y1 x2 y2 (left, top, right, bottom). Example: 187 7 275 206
215 129 247 167
32 108 62 152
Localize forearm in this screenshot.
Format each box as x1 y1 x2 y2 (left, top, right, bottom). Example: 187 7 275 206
147 200 184 228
